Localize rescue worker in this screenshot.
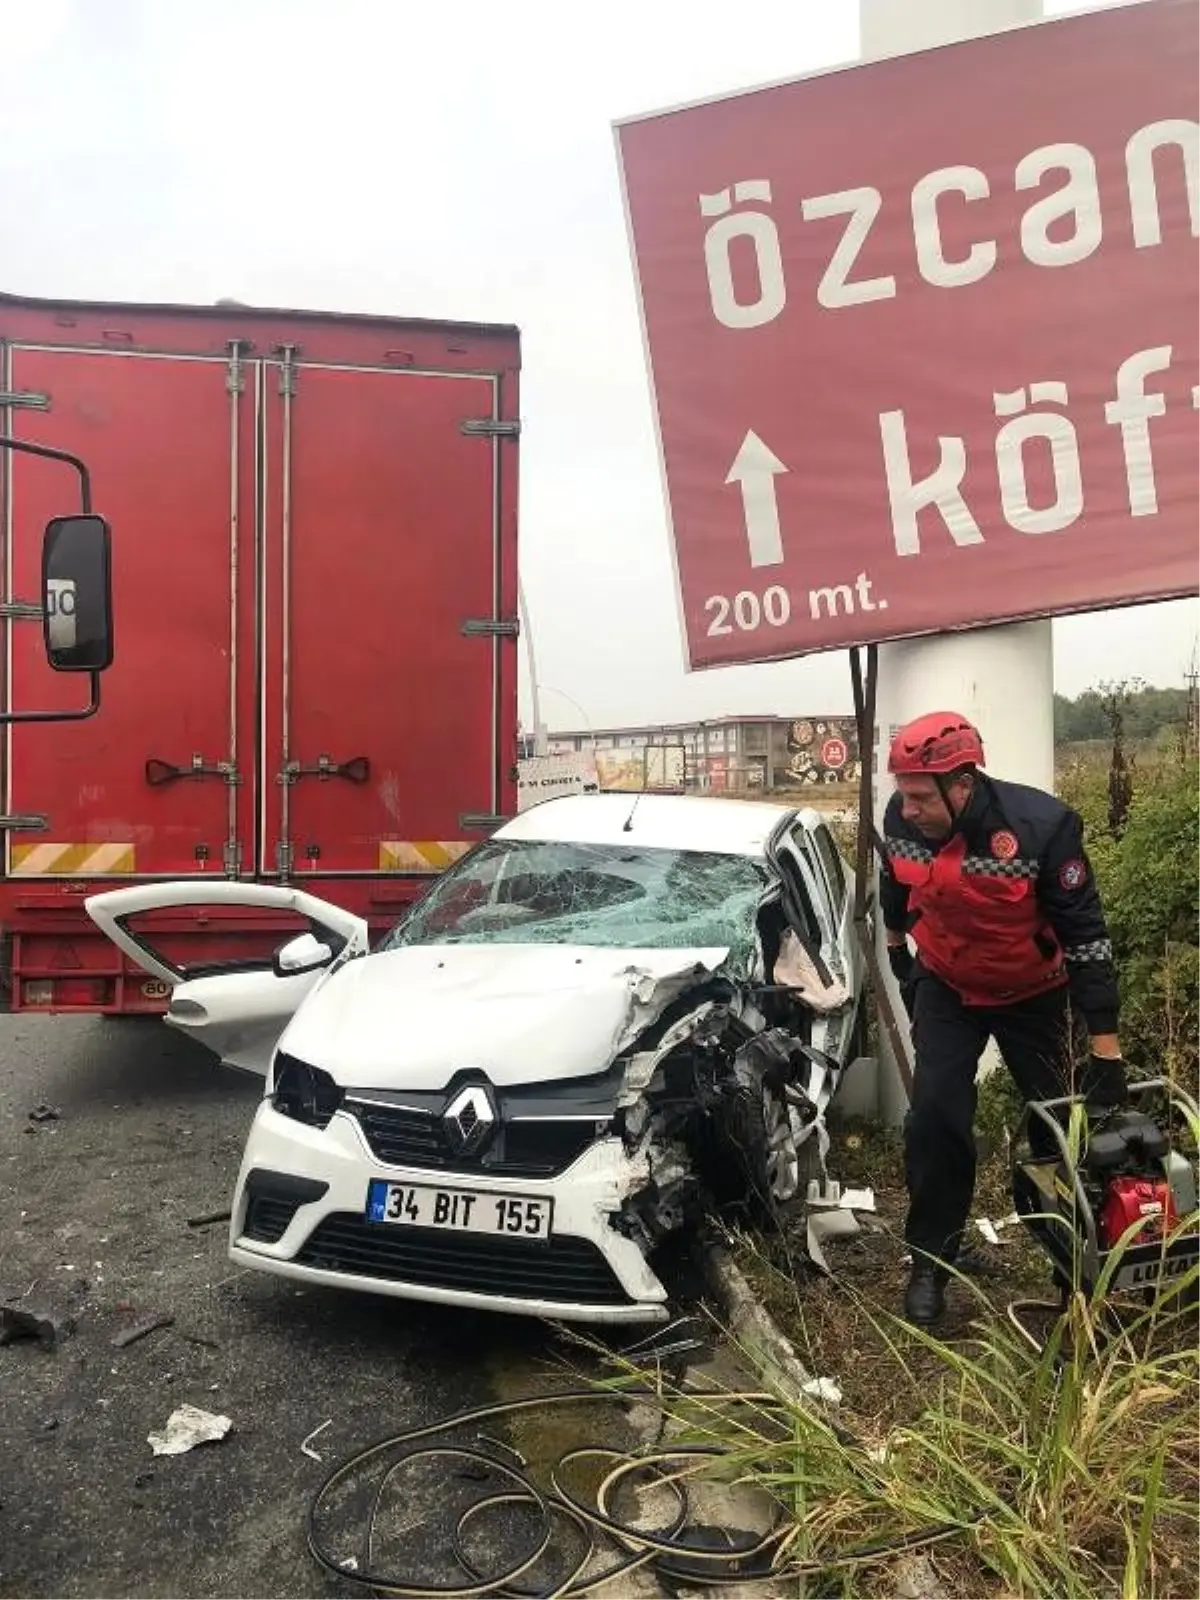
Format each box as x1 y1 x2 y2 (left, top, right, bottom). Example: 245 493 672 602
880 711 1127 1325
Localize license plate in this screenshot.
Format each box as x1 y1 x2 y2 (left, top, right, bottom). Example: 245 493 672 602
366 1179 554 1241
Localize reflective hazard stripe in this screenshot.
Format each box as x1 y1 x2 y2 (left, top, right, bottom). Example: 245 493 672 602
378 840 470 873
11 842 137 876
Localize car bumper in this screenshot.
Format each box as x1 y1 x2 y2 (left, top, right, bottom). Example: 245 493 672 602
227 1102 671 1324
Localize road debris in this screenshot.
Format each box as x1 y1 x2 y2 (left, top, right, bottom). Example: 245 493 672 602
186 1210 233 1230
300 1418 333 1461
27 1104 60 1124
805 1178 876 1213
0 1305 73 1349
147 1403 232 1457
111 1311 175 1349
179 1332 220 1350
806 1207 861 1274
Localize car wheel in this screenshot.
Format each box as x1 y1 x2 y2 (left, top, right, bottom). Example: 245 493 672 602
713 1081 821 1226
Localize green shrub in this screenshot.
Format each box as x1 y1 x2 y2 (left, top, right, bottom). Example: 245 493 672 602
1059 752 1198 1084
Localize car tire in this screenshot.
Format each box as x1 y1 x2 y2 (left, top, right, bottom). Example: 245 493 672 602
711 1081 822 1229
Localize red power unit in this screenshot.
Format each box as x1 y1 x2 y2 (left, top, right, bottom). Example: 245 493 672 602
1100 1176 1177 1251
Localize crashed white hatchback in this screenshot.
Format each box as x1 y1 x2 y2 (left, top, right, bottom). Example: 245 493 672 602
87 793 864 1324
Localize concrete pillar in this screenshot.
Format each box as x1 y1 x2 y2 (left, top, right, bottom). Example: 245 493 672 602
860 0 1052 1127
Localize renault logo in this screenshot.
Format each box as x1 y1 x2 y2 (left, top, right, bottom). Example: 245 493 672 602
442 1084 496 1155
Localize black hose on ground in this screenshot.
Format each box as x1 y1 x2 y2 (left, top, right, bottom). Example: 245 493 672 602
306 1382 981 1598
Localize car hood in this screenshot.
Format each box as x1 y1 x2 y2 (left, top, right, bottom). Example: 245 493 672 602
279 942 730 1092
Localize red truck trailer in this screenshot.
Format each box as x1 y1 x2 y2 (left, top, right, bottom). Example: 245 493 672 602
0 291 520 1014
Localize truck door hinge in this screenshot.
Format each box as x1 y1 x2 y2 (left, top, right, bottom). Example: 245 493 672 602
222 840 243 877
460 417 520 439
461 618 519 638
275 840 294 876
0 600 44 621
226 338 252 395
459 812 510 832
275 344 299 398
0 390 51 412
0 813 49 831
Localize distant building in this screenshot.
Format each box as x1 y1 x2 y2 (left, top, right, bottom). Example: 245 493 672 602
519 714 862 794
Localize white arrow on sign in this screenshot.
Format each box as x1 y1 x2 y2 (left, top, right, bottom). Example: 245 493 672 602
725 430 788 568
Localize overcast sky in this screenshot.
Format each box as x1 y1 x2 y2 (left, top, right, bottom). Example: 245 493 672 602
2 0 1194 732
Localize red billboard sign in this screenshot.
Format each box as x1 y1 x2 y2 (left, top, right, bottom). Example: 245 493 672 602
615 0 1199 671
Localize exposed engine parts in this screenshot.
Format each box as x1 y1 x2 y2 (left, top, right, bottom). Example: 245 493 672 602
613 992 838 1253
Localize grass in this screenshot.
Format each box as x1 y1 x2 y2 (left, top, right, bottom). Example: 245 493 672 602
708 1222 1199 1598
579 1079 1199 1599
593 1245 1200 1599
714 1085 1199 1597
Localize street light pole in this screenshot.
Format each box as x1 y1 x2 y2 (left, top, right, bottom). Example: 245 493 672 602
537 686 595 748
517 579 547 757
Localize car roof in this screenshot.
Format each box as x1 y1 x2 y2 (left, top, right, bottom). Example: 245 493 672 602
497 792 803 857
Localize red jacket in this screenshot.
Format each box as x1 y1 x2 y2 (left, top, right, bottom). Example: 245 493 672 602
880 775 1120 1027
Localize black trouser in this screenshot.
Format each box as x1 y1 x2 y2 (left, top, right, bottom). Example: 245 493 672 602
904 969 1075 1265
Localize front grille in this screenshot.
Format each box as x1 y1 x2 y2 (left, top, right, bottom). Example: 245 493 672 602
295 1213 633 1306
347 1101 600 1178
243 1194 301 1243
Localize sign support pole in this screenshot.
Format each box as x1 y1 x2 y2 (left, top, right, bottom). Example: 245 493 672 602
850 645 915 1100
860 0 1054 1127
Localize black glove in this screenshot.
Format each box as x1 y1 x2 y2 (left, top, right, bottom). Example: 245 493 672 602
887 943 918 1020
1081 1053 1129 1108
887 943 915 985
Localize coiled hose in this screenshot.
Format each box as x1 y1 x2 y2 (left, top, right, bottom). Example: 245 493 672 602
306 1381 979 1598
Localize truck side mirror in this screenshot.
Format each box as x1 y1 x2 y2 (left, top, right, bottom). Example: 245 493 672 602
42 514 114 673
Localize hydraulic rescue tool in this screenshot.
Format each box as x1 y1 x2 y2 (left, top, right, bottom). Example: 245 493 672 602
1012 1078 1199 1300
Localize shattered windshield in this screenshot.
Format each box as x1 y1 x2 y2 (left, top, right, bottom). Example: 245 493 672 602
381 839 769 958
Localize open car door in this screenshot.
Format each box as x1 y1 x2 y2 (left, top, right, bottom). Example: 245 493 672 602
86 882 369 1075
770 817 864 1067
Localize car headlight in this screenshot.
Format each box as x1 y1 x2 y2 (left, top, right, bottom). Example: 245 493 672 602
271 1053 343 1129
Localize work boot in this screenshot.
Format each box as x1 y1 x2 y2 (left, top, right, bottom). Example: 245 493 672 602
904 1263 947 1325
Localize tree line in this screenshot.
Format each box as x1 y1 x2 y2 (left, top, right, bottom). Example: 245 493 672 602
1054 681 1194 746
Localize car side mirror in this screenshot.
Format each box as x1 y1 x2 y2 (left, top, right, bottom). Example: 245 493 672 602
43 513 114 673
273 932 334 978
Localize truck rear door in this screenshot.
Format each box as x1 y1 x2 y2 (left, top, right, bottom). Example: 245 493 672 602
259 353 510 881
4 342 255 880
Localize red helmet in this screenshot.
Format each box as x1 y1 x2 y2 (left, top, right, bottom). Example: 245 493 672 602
888 712 985 775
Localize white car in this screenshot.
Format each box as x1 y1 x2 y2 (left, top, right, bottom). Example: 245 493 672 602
87 793 864 1325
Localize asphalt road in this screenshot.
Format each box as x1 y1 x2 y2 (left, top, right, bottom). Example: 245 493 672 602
0 1015 674 1599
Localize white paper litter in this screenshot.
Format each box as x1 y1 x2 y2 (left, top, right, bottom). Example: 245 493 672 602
807 1208 861 1274
801 1376 843 1405
977 1213 1020 1245
301 1418 333 1461
148 1403 232 1457
838 1186 876 1213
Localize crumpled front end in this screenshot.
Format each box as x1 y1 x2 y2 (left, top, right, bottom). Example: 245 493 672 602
609 983 846 1256
228 925 852 1324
